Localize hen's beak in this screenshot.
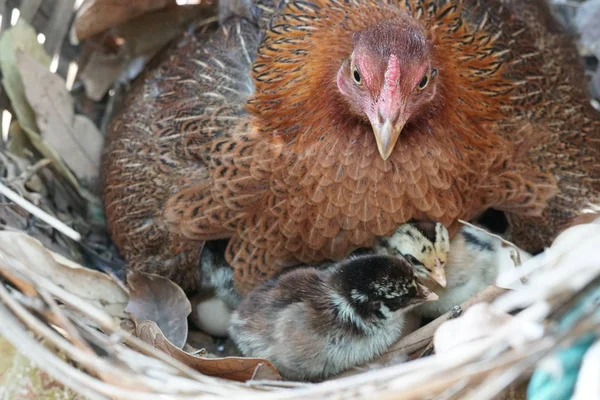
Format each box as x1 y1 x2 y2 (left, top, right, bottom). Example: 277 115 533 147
430 258 447 288
417 284 439 302
371 117 406 161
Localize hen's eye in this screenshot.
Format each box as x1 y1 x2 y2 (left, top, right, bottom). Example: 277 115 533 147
418 74 429 90
352 68 362 85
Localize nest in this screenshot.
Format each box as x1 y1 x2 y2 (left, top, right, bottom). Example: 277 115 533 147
0 1 599 399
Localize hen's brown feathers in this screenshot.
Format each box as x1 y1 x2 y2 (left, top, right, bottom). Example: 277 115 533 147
167 0 564 292
103 19 262 291
104 0 599 293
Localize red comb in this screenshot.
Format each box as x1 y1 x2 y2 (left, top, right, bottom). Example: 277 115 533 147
379 54 400 117
384 54 401 87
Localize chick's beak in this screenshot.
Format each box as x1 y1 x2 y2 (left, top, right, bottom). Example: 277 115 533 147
417 283 439 302
429 258 447 288
371 115 406 161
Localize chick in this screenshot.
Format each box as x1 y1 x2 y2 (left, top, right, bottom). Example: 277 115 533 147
374 221 450 287
228 254 437 382
380 222 526 318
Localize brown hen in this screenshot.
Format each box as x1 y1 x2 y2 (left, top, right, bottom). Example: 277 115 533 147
103 0 600 294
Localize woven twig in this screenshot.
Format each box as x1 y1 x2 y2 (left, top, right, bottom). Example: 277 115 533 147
0 219 598 399
0 1 599 399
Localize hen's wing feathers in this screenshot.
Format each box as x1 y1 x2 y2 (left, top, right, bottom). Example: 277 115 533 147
440 0 600 250
495 0 600 250
102 19 261 291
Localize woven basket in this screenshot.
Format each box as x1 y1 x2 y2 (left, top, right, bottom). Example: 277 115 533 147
0 1 598 399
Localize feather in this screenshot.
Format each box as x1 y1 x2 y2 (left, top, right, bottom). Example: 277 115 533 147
102 0 600 294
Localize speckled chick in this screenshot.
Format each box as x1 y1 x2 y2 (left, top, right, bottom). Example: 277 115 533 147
228 254 437 382
374 220 450 287
380 222 527 318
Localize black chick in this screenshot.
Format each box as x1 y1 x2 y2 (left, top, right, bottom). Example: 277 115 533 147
228 254 437 382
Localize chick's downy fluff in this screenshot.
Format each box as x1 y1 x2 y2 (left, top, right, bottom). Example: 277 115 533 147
375 220 450 287
229 254 436 381
413 225 509 318
103 0 600 293
378 222 531 318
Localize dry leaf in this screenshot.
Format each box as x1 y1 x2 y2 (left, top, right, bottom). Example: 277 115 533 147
0 21 50 134
80 4 212 100
79 51 127 101
73 0 179 40
0 232 128 318
6 121 30 158
115 4 212 56
0 21 80 190
126 272 192 349
21 123 83 190
136 321 281 382
16 51 104 183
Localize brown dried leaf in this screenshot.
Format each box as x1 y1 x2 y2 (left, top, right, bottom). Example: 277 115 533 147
115 4 213 56
79 3 212 101
16 51 104 183
79 51 127 101
126 272 192 349
136 321 281 382
0 232 128 318
74 0 178 40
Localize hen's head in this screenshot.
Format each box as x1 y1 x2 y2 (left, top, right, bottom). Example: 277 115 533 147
337 18 438 160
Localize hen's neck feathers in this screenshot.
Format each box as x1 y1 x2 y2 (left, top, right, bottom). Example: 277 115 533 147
248 0 516 161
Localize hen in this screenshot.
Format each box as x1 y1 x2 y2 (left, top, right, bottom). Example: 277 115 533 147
103 0 600 293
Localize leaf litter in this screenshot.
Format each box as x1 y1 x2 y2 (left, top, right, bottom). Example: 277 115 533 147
72 0 185 41
136 320 281 382
0 231 280 383
126 271 192 349
17 51 104 184
0 4 278 389
0 20 81 190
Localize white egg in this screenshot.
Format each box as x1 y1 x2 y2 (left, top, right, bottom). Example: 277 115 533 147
190 296 232 337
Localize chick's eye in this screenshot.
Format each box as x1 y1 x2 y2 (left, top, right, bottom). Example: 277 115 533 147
404 254 423 268
396 297 411 306
418 74 429 90
352 68 362 85
386 296 411 310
